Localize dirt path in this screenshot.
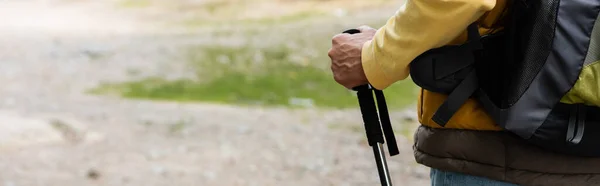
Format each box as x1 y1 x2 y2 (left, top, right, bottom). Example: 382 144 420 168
0 1 430 185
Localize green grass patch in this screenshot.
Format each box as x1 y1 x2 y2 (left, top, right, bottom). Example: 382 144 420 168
91 44 418 109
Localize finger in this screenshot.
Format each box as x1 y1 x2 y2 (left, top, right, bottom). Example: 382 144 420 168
328 49 346 62
344 82 356 90
332 33 343 45
328 48 335 59
333 73 343 85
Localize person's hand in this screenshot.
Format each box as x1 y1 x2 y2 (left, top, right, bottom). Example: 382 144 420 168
328 26 377 89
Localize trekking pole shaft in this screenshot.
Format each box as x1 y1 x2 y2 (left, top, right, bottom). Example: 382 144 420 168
373 143 393 186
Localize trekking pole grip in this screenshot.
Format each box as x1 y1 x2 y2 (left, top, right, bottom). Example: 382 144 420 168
342 29 371 92
343 28 361 35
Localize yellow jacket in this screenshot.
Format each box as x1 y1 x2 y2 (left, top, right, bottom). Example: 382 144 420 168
362 0 506 130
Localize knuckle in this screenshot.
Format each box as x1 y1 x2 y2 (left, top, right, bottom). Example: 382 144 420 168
333 34 347 40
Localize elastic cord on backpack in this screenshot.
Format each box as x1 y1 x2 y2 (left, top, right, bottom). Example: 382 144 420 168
567 104 586 145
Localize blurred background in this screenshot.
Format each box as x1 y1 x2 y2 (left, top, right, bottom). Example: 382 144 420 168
0 0 428 185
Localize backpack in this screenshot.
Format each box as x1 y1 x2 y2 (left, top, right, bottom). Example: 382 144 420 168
409 0 600 156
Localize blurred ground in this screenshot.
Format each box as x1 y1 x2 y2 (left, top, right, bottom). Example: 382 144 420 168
0 0 430 185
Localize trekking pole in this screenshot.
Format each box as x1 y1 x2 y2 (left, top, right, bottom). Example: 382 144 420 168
342 28 400 186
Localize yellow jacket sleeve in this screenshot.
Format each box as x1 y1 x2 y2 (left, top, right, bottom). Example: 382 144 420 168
362 0 497 90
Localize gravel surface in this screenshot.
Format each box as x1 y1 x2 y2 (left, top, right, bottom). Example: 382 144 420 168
0 1 430 185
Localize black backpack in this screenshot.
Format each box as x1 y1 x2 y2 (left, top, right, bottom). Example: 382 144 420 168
409 0 600 156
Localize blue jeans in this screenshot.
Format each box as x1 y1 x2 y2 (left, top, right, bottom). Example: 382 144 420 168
430 168 519 186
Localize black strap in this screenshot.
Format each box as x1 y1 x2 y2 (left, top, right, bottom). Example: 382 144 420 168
355 85 399 156
374 90 400 156
432 70 479 126
467 23 483 50
430 23 482 127
567 105 586 145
